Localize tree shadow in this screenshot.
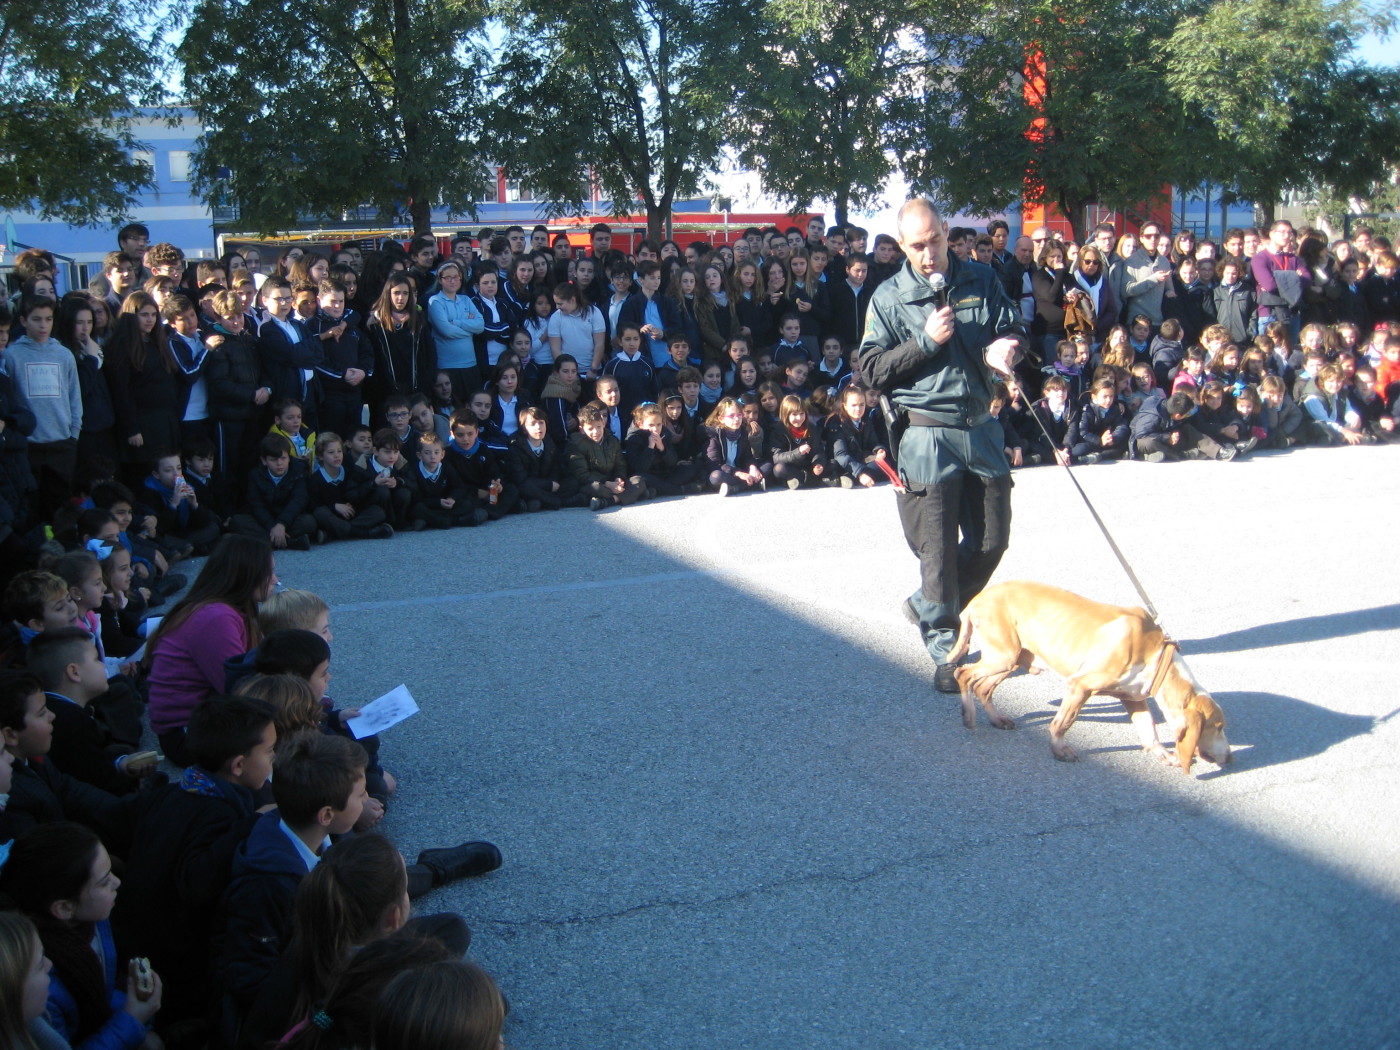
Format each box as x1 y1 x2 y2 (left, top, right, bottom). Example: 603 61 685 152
1178 604 1400 655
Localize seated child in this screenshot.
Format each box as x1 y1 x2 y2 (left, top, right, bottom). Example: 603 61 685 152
661 387 704 463
1127 362 1164 417
0 821 164 1049
1 569 79 668
181 435 233 524
95 540 147 660
769 395 829 488
409 432 488 529
812 335 851 390
1130 391 1237 462
624 402 700 497
1303 363 1371 446
143 451 223 555
1022 374 1074 466
112 695 275 1034
445 413 517 519
704 397 766 496
508 406 584 510
988 382 1027 468
1259 375 1308 449
363 428 414 528
347 424 376 471
0 669 129 847
307 431 394 541
229 433 317 550
781 358 812 398
824 384 889 487
463 390 510 452
1234 386 1270 446
269 399 316 463
1066 378 1130 463
27 628 145 795
90 480 184 605
1195 381 1253 452
567 404 646 510
1352 363 1400 441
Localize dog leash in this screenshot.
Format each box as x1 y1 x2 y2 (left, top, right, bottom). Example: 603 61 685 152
1009 384 1167 628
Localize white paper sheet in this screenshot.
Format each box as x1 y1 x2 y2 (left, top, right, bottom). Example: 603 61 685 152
344 683 419 739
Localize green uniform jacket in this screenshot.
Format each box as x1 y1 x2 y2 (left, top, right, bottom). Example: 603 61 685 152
857 254 1025 485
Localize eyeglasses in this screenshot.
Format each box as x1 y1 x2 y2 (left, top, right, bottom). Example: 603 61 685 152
269 295 292 303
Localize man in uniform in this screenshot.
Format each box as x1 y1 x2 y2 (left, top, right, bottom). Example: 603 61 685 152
858 198 1026 693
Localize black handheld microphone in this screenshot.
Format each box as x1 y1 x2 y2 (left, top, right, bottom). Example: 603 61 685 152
928 272 948 310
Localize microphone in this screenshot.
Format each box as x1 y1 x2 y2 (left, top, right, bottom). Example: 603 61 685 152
928 271 947 310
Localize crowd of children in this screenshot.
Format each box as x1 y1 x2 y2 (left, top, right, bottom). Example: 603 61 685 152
2 217 1397 1048
0 533 505 1050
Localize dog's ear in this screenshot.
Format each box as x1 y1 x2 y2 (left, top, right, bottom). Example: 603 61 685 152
1175 702 1204 774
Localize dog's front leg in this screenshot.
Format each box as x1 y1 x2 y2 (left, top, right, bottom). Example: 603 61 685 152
1122 698 1172 765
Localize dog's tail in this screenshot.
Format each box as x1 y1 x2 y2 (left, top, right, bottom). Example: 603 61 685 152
946 609 975 665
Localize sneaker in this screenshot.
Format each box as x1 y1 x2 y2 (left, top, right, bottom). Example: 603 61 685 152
287 535 312 551
1216 445 1237 461
314 529 327 545
1143 451 1167 463
1235 436 1258 455
1028 453 1044 465
934 663 960 693
839 476 855 489
369 524 395 539
787 478 803 490
717 482 731 498
901 597 920 627
417 841 503 887
1079 452 1101 464
590 496 610 511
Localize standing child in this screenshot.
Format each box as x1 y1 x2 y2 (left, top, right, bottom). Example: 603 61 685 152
600 321 655 419
812 336 850 391
309 278 373 441
7 296 82 518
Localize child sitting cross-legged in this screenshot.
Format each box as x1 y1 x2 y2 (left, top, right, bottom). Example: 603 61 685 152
410 432 489 529
567 403 647 511
229 433 317 551
307 431 395 541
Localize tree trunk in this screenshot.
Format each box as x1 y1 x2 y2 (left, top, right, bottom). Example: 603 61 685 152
410 197 432 237
1058 190 1088 245
834 190 849 228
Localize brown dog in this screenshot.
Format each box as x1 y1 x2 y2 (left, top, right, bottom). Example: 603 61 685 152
947 581 1231 772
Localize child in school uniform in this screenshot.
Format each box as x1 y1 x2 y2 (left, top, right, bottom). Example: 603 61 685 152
229 433 317 550
441 412 513 519
703 397 766 496
508 406 583 510
600 321 656 420
1066 378 1131 463
409 432 488 528
824 384 889 487
361 428 414 529
567 404 646 510
768 395 829 488
624 402 701 497
307 432 394 541
1022 373 1074 466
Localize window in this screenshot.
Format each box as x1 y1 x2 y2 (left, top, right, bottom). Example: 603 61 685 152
169 151 193 182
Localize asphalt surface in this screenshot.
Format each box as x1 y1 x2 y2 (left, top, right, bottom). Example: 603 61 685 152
273 443 1400 1050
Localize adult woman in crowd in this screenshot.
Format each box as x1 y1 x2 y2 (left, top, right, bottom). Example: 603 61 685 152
426 259 485 401
1032 240 1072 362
144 534 275 765
1169 229 1197 268
1071 245 1119 346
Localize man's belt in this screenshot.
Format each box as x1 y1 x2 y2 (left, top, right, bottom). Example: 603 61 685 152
906 410 991 428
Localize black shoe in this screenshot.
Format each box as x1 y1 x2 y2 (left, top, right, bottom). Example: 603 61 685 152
934 663 960 693
1235 436 1258 455
411 518 428 532
1216 445 1238 462
1079 452 1101 464
287 535 312 551
590 496 609 511
314 529 327 545
472 508 490 526
369 524 395 539
417 841 503 886
901 597 919 627
682 483 704 495
526 499 542 512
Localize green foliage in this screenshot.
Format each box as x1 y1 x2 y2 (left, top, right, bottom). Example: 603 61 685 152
1165 0 1400 224
727 0 921 224
179 0 492 236
901 0 1206 241
0 0 161 225
488 0 752 239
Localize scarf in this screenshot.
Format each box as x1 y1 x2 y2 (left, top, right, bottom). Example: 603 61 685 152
1074 268 1103 313
790 425 808 440
181 765 224 797
541 372 581 403
713 290 729 307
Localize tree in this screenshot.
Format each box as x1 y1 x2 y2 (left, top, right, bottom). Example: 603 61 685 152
179 0 493 236
1165 0 1400 226
726 0 921 226
488 0 753 242
897 0 1207 243
0 0 161 225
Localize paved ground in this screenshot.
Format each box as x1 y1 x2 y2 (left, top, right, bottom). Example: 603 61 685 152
273 444 1400 1049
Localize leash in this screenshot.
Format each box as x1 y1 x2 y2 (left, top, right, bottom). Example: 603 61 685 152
1008 383 1167 630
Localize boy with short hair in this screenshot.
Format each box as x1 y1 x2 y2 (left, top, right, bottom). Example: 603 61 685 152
567 404 646 511
409 432 488 528
508 406 583 510
654 333 692 391
6 295 81 518
27 627 144 795
0 668 128 844
229 433 317 550
182 435 233 523
114 694 277 1033
600 322 656 418
1 569 79 664
256 276 322 418
308 278 372 440
144 450 223 555
306 431 393 541
163 293 214 448
1212 259 1255 345
445 413 517 519
363 428 413 527
1259 375 1308 448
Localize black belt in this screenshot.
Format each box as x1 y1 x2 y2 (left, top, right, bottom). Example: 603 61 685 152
906 410 991 428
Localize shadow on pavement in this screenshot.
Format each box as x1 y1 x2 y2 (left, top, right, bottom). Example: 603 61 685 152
1179 603 1400 655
